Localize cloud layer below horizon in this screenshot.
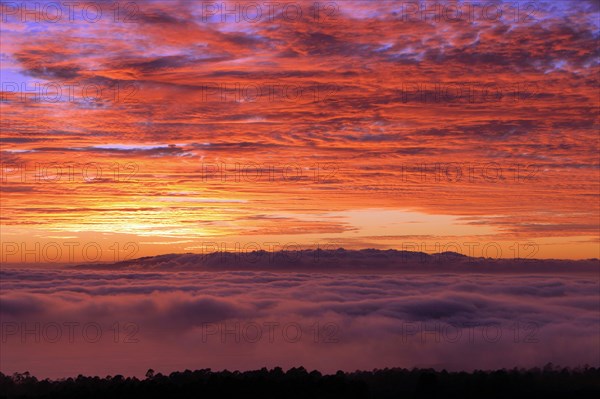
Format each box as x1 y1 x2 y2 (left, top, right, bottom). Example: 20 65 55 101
1 268 598 378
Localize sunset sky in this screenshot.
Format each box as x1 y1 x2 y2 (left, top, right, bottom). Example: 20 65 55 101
1 0 599 262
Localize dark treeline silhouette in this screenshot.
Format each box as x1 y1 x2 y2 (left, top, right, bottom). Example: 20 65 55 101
1 365 599 398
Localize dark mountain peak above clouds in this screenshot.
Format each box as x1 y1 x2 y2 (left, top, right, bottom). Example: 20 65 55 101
73 249 599 272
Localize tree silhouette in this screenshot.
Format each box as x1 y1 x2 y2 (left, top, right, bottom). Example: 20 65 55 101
0 366 599 399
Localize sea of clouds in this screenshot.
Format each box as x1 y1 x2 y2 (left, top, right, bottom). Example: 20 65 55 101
1 268 598 378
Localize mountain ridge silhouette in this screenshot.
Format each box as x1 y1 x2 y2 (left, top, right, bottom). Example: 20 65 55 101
71 248 600 272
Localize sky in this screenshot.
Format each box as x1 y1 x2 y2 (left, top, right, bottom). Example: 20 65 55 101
0 0 599 262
